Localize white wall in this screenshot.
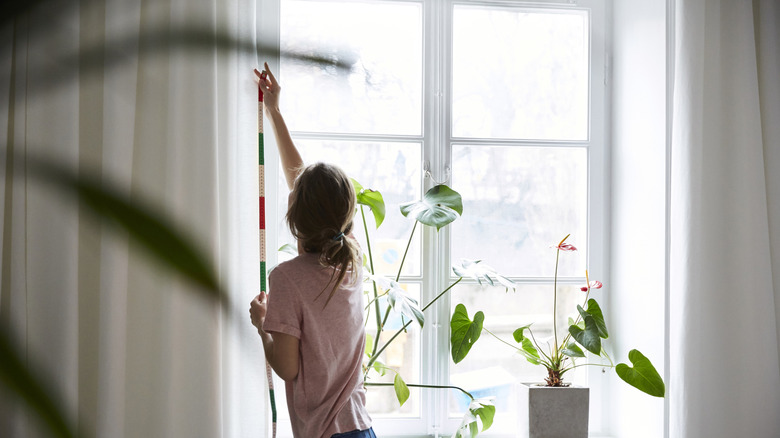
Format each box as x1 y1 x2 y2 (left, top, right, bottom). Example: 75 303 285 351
608 0 667 437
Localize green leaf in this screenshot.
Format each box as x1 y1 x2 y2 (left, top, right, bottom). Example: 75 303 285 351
471 399 496 432
521 338 541 365
453 397 496 437
450 304 484 363
368 357 387 376
29 158 224 303
278 243 298 257
568 315 602 355
0 328 76 438
616 349 665 397
470 421 478 438
399 184 463 231
393 373 410 406
511 325 540 364
512 325 532 343
352 179 385 228
365 334 374 357
562 342 586 358
585 299 609 339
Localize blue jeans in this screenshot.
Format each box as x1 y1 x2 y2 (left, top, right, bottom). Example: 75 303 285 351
330 427 377 438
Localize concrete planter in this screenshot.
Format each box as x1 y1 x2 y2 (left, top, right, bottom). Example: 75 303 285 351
518 383 589 438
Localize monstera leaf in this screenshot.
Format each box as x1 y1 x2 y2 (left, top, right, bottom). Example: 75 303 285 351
452 259 516 291
400 184 462 231
453 397 496 438
367 273 424 328
352 179 385 228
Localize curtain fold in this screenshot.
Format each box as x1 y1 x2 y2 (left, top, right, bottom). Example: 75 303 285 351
669 1 780 437
0 0 266 436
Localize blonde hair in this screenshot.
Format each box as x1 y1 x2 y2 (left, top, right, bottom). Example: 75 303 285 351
286 163 360 304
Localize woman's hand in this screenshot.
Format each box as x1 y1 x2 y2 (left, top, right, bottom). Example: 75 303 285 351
249 291 300 381
249 291 268 334
254 62 281 113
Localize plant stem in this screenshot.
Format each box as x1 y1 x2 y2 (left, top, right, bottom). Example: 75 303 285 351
561 362 616 374
396 221 417 282
361 205 383 359
423 277 462 312
600 347 615 367
367 277 463 370
482 327 522 352
553 247 561 362
561 288 590 348
364 382 474 400
527 328 554 365
364 290 388 311
379 220 418 335
482 326 558 371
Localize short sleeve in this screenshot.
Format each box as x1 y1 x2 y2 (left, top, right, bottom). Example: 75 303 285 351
263 267 303 339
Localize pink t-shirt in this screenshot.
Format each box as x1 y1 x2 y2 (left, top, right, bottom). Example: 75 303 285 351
263 251 371 438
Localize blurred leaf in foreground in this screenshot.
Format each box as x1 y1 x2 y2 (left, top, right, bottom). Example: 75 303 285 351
26 155 226 305
0 327 77 438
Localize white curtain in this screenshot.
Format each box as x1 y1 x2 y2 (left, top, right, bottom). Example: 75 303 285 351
669 1 780 437
0 0 268 437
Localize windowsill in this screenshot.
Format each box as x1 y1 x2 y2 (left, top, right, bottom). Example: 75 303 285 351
371 434 614 438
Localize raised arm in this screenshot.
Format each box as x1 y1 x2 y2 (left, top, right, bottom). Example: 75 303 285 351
255 63 303 191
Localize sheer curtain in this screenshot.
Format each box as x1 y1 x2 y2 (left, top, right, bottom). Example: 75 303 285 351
0 0 267 437
669 0 780 437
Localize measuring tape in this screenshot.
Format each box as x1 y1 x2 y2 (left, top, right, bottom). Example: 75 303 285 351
258 70 278 438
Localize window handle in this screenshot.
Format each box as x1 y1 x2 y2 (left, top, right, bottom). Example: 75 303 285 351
423 161 451 185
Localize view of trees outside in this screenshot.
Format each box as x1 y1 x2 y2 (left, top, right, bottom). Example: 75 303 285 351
276 0 593 427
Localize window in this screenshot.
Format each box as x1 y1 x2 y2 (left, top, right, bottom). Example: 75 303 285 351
264 0 607 435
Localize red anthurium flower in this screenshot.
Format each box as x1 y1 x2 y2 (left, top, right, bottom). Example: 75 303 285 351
553 234 578 252
580 280 603 292
557 243 578 252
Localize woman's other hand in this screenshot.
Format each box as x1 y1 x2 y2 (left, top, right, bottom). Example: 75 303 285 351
249 291 268 334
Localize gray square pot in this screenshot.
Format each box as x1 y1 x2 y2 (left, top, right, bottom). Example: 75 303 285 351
518 383 589 438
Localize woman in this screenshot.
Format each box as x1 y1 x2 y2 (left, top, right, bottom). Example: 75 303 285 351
250 63 375 438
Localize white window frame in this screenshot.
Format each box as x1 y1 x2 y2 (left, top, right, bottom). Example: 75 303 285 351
260 0 609 436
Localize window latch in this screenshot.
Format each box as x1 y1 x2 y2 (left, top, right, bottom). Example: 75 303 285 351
423 160 451 185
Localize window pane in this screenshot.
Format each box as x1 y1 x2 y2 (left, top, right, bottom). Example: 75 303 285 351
280 0 423 135
277 140 423 277
450 145 587 278
452 6 588 140
365 283 421 417
448 283 588 428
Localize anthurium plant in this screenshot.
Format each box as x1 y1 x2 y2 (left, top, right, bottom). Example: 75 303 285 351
352 180 513 438
450 234 666 398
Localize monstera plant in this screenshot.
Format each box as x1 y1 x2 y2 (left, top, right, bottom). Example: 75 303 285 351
352 180 514 438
